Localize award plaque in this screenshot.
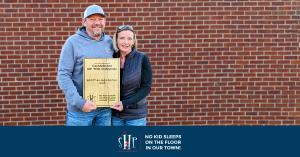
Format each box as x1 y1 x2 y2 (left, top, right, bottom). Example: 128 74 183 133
83 58 120 107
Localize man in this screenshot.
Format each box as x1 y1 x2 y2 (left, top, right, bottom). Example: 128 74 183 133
57 5 114 126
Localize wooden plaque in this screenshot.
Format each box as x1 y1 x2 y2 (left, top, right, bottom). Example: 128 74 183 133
83 58 120 107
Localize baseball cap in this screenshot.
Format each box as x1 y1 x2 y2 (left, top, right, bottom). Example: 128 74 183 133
83 5 106 18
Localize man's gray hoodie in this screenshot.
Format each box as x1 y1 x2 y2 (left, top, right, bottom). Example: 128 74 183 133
57 27 114 112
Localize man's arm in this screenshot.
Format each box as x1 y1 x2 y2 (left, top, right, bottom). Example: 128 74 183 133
57 40 86 110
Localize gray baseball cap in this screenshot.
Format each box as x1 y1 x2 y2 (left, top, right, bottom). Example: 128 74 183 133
83 5 106 18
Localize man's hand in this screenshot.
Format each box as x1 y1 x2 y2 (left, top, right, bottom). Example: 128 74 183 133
111 101 124 111
82 100 97 112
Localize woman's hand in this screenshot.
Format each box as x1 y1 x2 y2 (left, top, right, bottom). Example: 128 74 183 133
111 101 124 111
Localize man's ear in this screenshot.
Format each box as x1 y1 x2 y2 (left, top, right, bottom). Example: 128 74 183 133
82 18 86 26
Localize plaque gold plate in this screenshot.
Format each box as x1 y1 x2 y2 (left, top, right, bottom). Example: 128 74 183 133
83 58 120 107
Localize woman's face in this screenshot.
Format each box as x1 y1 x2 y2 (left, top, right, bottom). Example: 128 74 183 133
117 30 134 55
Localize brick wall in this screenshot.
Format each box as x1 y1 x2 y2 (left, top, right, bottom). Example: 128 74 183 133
0 0 299 126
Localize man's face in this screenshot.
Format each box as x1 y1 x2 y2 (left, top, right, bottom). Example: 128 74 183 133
83 14 106 37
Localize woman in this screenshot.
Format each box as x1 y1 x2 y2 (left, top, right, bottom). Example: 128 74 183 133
111 25 152 126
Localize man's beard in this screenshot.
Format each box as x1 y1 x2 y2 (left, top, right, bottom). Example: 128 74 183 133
93 30 101 36
92 27 102 37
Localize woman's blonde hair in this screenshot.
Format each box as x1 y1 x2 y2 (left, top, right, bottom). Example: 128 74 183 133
113 25 138 52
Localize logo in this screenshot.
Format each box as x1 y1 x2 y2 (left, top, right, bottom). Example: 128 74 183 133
118 133 138 151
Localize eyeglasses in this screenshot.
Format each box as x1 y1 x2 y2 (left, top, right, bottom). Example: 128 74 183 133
117 25 134 33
